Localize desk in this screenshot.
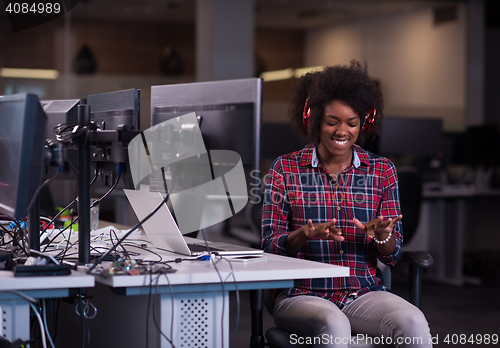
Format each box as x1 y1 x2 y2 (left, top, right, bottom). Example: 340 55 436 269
91 251 349 348
0 270 94 343
413 187 500 285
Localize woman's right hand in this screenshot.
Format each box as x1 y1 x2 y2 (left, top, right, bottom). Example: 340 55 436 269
303 219 345 242
286 219 344 256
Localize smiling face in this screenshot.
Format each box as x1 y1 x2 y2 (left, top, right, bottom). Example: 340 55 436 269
317 99 361 163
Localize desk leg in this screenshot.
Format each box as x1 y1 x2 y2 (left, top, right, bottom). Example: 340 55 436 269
160 291 229 348
0 299 30 343
427 199 447 282
249 289 265 348
426 197 479 286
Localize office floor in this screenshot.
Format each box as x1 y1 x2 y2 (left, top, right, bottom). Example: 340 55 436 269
227 263 500 348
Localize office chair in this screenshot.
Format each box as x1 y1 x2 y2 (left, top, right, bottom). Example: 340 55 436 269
248 166 433 348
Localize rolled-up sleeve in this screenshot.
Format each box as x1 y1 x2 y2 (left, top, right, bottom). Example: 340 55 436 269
374 161 403 265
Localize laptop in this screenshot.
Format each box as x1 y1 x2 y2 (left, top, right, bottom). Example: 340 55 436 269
123 187 263 257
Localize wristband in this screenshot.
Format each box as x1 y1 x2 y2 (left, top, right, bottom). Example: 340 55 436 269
373 231 392 245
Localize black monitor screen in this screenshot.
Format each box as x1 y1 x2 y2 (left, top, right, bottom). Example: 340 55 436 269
261 122 308 162
87 89 140 189
153 103 255 165
88 88 140 133
378 117 444 158
0 93 47 219
151 78 262 174
465 125 498 166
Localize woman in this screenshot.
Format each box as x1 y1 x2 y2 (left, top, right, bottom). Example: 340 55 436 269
262 61 432 347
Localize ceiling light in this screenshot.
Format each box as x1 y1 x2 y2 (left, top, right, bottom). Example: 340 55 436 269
260 68 294 82
0 67 59 80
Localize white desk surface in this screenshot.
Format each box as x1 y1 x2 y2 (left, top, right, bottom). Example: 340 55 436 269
91 251 349 289
0 270 95 291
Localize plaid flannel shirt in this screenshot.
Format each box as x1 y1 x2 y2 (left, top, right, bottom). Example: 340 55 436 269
261 143 403 308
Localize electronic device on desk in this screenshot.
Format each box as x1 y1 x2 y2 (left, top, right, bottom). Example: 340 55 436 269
87 258 176 277
0 93 47 220
0 249 15 270
13 250 70 277
87 88 140 190
150 79 262 243
124 185 264 257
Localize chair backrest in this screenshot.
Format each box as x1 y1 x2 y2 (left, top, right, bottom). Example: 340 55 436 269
246 178 266 236
396 166 422 245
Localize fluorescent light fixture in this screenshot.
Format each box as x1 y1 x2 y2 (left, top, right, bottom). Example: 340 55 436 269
294 66 324 78
0 67 59 80
260 66 325 82
260 68 294 82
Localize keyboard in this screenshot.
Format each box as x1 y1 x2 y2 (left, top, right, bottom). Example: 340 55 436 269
187 243 225 253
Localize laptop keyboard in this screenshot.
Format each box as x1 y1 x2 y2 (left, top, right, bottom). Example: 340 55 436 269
187 243 225 253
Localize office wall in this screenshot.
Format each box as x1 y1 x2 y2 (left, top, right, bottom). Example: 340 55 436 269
485 26 500 126
304 4 467 132
1 16 303 127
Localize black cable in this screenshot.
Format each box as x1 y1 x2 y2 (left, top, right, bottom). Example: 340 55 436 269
221 256 241 348
11 220 29 256
78 289 87 348
88 190 170 272
26 170 59 214
163 273 175 346
40 153 99 237
121 243 163 263
58 218 77 261
85 288 91 347
52 298 61 342
54 234 79 260
90 165 122 209
200 228 227 348
42 216 78 252
146 270 153 348
110 228 130 259
40 198 77 236
42 166 114 255
151 273 176 347
0 222 16 247
54 121 95 143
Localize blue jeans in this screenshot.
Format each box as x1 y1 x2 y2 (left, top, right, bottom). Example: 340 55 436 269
273 291 432 347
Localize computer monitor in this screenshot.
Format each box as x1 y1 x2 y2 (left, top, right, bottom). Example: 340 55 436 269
151 78 262 179
41 98 86 180
150 78 262 239
0 93 47 220
261 122 308 162
378 117 444 158
465 125 498 167
87 89 140 189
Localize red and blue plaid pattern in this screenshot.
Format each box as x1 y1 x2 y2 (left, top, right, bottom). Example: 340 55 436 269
262 143 403 308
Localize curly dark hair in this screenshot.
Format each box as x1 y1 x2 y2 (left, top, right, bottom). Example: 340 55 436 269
289 60 383 146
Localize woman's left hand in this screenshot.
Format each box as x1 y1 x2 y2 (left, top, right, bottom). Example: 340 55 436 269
353 215 402 240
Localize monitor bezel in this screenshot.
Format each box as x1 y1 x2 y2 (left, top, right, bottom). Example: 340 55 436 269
0 93 47 220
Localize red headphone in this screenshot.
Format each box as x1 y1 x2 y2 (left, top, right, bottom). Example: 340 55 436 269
303 101 376 132
302 99 311 130
362 109 376 132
